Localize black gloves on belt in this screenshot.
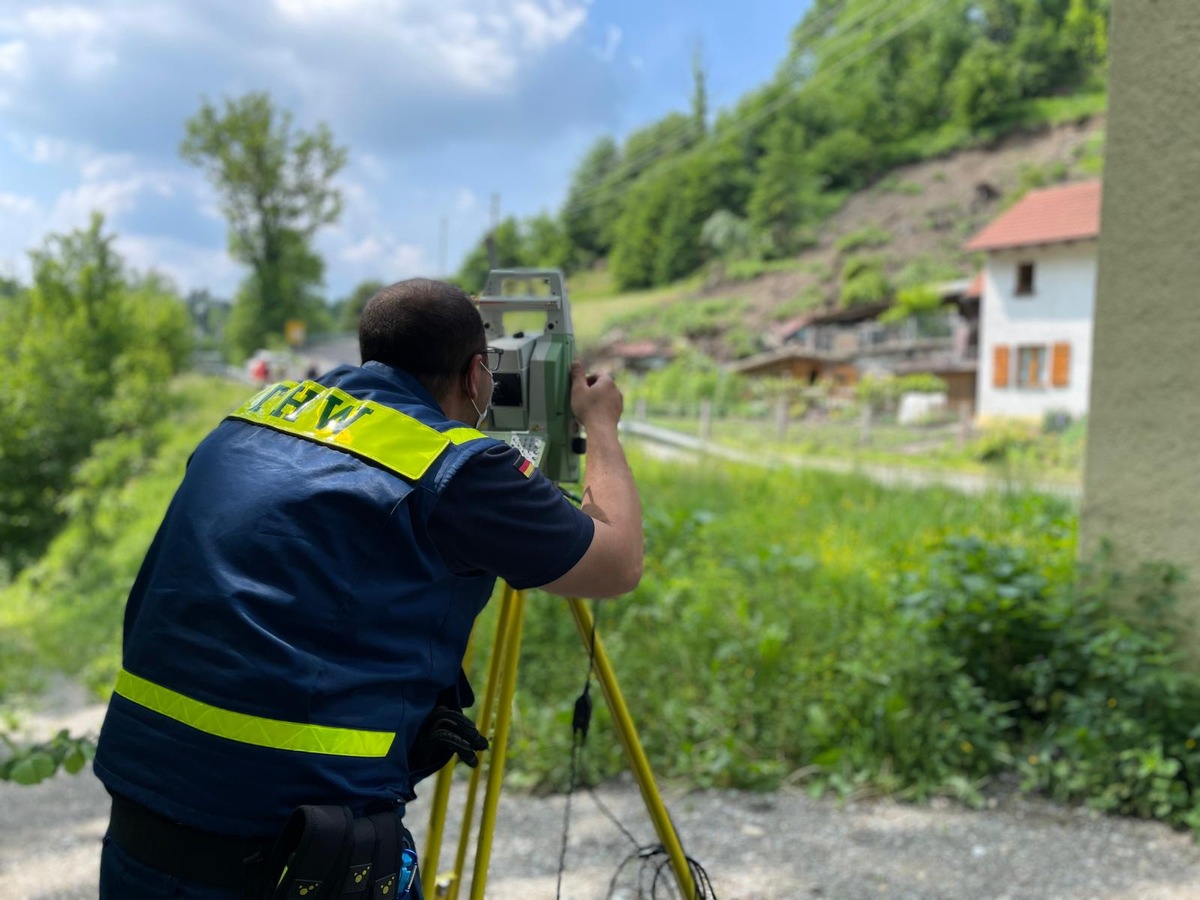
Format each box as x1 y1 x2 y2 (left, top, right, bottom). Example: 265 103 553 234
409 705 489 774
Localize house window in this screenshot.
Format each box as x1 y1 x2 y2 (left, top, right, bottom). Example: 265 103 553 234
1016 345 1046 388
1051 342 1071 387
1015 262 1035 296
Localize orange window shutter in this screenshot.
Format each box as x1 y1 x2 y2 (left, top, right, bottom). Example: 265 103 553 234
1051 343 1071 387
993 345 1010 388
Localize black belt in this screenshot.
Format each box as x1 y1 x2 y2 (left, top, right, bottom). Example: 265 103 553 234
106 792 273 892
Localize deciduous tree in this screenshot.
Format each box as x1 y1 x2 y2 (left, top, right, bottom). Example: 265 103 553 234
181 91 346 359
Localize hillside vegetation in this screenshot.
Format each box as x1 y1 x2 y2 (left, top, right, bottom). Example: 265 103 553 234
571 113 1104 362
456 0 1109 299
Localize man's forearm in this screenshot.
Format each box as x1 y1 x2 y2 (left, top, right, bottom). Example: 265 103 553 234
580 422 643 569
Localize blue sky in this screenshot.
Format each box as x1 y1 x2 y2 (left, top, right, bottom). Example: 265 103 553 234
0 1 807 300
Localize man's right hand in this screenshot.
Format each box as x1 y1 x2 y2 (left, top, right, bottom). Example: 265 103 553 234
540 359 643 599
570 360 623 430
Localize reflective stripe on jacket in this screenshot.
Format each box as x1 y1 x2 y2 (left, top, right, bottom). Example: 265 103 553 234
94 362 500 838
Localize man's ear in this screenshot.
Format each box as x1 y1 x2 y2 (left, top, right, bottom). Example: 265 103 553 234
463 356 481 402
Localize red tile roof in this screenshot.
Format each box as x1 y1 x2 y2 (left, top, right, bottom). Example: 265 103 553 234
965 180 1102 252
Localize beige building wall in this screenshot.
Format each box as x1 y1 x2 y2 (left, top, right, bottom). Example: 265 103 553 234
1081 3 1200 614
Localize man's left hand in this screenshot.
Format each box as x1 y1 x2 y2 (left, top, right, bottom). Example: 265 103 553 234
409 706 489 772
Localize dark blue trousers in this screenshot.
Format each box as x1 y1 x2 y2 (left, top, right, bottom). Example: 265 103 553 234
99 827 426 899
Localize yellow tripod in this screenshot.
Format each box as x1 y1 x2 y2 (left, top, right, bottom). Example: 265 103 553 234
419 582 698 899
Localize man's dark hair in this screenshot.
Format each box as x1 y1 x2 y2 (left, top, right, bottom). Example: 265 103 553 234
359 278 485 399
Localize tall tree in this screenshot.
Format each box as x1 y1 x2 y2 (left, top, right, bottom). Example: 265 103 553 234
748 113 824 253
691 40 708 141
562 136 623 264
180 91 347 359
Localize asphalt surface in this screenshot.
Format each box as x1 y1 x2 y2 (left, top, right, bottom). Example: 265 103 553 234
4 700 1200 899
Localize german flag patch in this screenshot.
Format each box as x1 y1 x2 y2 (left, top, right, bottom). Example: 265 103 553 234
515 456 535 478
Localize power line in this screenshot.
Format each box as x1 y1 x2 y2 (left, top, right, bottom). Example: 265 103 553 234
562 0 859 215
562 0 951 222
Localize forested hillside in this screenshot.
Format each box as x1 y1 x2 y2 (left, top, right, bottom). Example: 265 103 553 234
456 0 1109 294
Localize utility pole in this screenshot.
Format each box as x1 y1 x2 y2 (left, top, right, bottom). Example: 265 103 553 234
437 215 449 277
486 193 501 269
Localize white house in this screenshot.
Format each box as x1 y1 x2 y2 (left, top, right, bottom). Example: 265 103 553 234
965 180 1102 421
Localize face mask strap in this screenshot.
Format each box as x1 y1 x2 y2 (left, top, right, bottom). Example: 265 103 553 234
469 355 492 428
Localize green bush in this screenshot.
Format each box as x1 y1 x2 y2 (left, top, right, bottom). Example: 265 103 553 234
834 226 893 254
0 375 252 698
903 537 1200 828
481 455 1081 802
839 255 892 307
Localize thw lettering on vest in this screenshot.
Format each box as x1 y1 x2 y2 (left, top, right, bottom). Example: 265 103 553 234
228 380 462 481
247 382 375 433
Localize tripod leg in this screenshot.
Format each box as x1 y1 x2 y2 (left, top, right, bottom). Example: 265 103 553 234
468 587 528 900
421 757 455 888
421 614 484 889
567 597 699 899
442 582 519 900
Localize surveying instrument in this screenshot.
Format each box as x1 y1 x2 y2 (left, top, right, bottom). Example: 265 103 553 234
418 269 703 898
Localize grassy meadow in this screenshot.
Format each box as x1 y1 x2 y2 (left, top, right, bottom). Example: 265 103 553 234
5 372 1199 835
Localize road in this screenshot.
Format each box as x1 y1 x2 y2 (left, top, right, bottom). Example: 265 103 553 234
621 421 1081 499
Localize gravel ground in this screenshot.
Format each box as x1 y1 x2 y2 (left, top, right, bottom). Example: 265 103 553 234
5 702 1200 899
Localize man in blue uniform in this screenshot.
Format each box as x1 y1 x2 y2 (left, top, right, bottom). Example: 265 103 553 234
92 278 643 898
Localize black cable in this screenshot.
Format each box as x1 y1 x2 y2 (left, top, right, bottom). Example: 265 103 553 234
555 602 599 899
555 602 719 899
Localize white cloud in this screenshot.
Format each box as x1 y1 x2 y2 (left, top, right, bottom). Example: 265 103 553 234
44 155 185 234
0 40 29 106
20 5 116 78
116 233 241 295
341 236 382 264
0 192 38 215
21 6 104 37
0 0 628 297
455 188 478 214
266 0 589 93
31 136 73 163
512 0 586 51
0 40 28 77
49 178 145 229
388 243 426 276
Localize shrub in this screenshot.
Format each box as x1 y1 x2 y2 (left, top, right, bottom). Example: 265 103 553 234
834 226 893 254
900 537 1200 828
839 255 892 307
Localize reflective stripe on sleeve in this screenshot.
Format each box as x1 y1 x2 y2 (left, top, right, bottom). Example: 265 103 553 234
226 381 487 480
443 426 490 445
113 669 396 758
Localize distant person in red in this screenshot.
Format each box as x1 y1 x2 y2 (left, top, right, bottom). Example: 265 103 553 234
250 357 269 387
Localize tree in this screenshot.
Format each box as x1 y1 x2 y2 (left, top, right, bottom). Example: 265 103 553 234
0 216 191 569
609 176 672 290
748 114 825 254
562 136 623 264
521 213 573 271
181 91 347 359
949 40 1023 127
691 41 708 141
700 211 758 263
455 218 525 293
